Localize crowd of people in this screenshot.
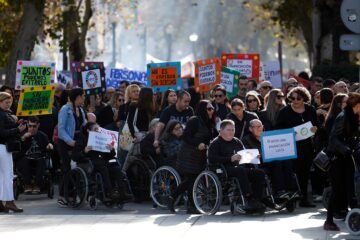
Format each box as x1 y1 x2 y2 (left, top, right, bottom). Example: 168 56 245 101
0 73 359 232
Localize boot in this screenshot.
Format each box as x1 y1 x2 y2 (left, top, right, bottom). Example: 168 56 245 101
4 201 23 213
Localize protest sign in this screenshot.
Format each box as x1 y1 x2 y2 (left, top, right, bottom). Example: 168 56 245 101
15 61 56 90
98 127 118 155
56 70 72 87
71 62 106 95
260 128 297 163
293 121 314 141
261 61 282 88
87 131 114 153
194 58 221 93
237 149 261 165
221 66 240 98
16 85 55 116
221 53 260 81
147 62 182 93
106 68 148 88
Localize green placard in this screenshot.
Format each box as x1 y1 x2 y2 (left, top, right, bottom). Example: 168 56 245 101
221 66 240 99
20 66 52 86
22 90 52 111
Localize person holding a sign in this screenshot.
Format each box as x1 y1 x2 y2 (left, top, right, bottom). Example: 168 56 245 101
226 98 258 140
72 122 133 201
0 92 27 213
208 120 266 211
276 87 318 208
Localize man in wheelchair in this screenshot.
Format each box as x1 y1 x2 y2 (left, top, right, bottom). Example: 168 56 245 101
72 122 133 202
17 116 53 194
208 119 266 212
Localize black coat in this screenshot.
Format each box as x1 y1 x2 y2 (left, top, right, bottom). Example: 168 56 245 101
0 109 20 145
176 117 217 175
226 111 258 139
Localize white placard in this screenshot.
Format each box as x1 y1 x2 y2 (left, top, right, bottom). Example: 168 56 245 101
81 69 102 90
98 127 118 155
293 121 314 141
261 61 282 88
261 129 297 162
220 71 234 93
227 59 252 78
87 131 114 153
237 149 260 165
199 63 216 85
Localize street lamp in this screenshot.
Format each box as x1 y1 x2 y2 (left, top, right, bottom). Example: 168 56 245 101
189 33 198 60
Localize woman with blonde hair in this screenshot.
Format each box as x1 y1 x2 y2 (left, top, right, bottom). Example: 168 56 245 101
0 92 27 213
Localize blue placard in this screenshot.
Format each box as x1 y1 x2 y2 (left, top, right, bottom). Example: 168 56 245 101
147 62 182 93
260 128 297 163
106 68 148 88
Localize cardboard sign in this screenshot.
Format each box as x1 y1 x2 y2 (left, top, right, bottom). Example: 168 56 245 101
221 66 240 98
16 85 55 116
221 53 260 81
87 131 114 153
98 127 118 156
106 68 148 88
15 61 56 90
194 58 221 93
147 62 182 93
56 70 72 87
71 62 106 95
261 61 282 88
260 128 297 163
293 121 314 141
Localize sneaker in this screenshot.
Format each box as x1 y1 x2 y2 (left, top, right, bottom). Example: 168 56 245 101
57 198 68 208
168 196 175 213
32 186 41 194
323 221 340 231
24 185 32 194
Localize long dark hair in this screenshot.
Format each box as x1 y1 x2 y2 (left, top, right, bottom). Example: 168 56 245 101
344 93 360 136
195 100 216 128
160 120 182 141
137 87 154 118
325 93 347 124
69 87 84 114
160 89 176 111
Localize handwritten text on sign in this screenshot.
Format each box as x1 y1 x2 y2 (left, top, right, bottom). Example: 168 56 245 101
227 59 253 78
151 67 177 86
87 131 114 153
22 90 52 111
261 129 297 163
199 64 216 85
21 67 52 86
221 72 234 93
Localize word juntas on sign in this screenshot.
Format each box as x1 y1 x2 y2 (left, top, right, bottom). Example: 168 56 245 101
21 66 52 86
151 67 177 86
199 64 216 85
22 90 51 111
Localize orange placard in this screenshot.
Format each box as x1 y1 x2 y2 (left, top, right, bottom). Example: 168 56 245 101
221 53 260 82
150 67 177 86
194 58 221 92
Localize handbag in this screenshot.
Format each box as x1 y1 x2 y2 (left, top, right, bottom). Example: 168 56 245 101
313 150 331 172
119 108 139 151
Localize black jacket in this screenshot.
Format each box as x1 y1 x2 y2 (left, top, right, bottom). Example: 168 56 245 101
0 109 20 145
226 111 258 139
208 136 245 167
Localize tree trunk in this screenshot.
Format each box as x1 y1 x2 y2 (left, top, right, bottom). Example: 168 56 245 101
5 1 45 89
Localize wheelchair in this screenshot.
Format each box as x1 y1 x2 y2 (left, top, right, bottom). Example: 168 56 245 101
63 158 126 210
13 153 54 200
192 162 300 215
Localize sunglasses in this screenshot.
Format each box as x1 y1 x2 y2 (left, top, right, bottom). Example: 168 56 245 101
289 96 303 101
214 94 223 98
207 107 215 111
28 124 38 128
261 86 272 90
247 99 257 103
276 95 285 99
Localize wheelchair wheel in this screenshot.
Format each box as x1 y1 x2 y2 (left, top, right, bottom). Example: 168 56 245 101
88 196 98 211
193 170 222 215
126 160 153 202
322 186 332 210
150 166 181 209
345 208 360 236
64 167 88 208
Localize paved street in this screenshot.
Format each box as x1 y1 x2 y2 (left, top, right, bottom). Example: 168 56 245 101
0 193 358 240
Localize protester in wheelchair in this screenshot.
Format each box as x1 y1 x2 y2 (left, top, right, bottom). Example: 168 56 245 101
208 119 266 211
72 122 133 201
17 116 53 194
160 120 183 168
242 119 297 200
